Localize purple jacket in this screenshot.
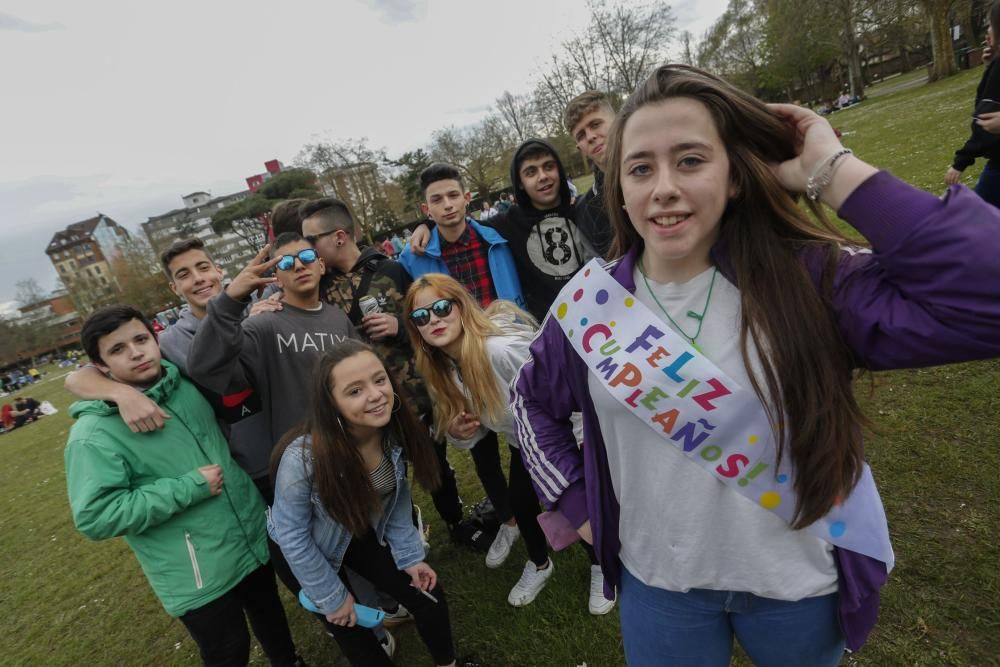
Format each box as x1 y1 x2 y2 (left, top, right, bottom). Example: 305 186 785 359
511 172 1000 651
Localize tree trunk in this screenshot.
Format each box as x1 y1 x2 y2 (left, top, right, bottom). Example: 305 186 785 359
927 3 959 80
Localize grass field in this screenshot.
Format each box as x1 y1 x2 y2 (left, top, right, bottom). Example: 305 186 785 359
3 67 999 666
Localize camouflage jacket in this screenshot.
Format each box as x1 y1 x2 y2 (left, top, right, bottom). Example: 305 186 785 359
320 247 431 416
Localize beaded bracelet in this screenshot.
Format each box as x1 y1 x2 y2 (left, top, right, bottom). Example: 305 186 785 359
806 148 853 202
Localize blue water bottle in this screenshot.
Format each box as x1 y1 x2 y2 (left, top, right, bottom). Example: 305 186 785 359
298 590 386 628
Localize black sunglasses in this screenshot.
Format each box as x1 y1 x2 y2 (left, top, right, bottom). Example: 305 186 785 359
304 229 337 245
409 298 455 327
275 248 318 271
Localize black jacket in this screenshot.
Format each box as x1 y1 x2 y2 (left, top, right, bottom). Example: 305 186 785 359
954 60 1000 171
574 166 613 258
489 138 597 320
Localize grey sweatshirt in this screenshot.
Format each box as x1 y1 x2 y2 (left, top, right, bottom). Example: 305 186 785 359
159 309 272 480
187 292 359 451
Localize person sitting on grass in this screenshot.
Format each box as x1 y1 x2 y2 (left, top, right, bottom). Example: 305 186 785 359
268 340 483 667
64 305 303 667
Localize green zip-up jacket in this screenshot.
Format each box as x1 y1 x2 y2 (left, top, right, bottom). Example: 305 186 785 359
64 360 269 617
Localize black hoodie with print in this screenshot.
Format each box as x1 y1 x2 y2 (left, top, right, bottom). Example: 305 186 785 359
488 138 597 321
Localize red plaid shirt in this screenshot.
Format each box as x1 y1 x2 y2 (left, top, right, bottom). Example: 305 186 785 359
440 225 496 307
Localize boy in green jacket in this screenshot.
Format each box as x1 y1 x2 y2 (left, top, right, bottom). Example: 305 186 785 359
64 305 304 667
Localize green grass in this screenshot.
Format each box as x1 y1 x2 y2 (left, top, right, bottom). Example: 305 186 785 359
3 70 999 666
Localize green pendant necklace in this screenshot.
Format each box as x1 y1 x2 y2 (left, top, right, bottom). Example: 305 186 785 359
637 257 718 354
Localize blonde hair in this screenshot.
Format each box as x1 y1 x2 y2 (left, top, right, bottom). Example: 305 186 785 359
404 274 536 438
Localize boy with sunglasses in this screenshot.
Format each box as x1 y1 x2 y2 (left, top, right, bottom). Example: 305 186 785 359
188 232 359 468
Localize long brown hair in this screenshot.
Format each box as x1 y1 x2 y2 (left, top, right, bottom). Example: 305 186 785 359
270 340 440 535
604 64 867 528
403 273 536 439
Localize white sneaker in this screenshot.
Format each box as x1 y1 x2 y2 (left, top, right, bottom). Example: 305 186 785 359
507 559 554 607
588 565 616 615
380 603 414 627
485 523 520 568
381 630 396 658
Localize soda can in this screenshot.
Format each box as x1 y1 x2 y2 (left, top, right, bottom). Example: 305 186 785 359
358 295 381 315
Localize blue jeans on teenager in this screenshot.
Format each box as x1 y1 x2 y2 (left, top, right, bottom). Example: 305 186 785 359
975 160 1000 208
619 568 845 666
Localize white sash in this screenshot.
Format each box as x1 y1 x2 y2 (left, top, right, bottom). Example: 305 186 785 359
553 259 894 570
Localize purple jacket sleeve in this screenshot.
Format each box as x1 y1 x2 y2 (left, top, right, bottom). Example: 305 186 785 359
511 319 589 526
819 172 1000 370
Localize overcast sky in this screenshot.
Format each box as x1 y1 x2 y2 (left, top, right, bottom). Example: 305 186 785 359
0 0 727 308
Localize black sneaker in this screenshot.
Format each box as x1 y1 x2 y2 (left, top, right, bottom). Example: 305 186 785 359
449 519 497 553
456 655 489 667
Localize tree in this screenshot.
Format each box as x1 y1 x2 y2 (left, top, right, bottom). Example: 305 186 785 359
920 0 960 80
211 196 272 252
297 138 397 244
699 0 772 96
533 0 676 133
15 278 46 307
111 237 182 316
680 31 697 65
492 91 539 146
388 149 434 219
211 169 321 249
429 124 508 201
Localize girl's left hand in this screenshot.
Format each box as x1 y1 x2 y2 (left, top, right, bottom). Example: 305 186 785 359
945 166 963 186
404 562 437 592
766 103 845 192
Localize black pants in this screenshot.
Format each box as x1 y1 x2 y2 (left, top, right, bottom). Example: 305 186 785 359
252 477 388 643
470 433 549 566
324 531 455 667
425 413 464 527
179 564 298 667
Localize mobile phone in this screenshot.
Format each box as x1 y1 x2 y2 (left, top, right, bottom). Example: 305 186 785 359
974 98 1000 117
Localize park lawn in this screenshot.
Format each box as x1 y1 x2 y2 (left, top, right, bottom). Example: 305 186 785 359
3 69 999 666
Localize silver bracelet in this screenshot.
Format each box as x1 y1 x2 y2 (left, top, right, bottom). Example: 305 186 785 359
806 148 853 202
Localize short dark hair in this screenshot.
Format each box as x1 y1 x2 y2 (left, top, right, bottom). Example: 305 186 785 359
298 198 356 239
270 198 308 236
160 238 212 278
564 90 615 134
419 163 464 194
515 144 557 181
272 231 307 254
81 305 155 365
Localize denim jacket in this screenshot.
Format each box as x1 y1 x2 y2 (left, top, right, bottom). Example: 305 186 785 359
267 434 425 614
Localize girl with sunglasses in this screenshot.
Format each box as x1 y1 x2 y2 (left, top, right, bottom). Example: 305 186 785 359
511 64 1000 666
403 274 558 607
268 340 482 667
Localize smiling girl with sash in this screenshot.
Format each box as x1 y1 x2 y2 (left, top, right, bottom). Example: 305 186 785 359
511 64 1000 666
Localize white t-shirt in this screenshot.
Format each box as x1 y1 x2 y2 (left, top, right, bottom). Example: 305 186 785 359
589 265 838 601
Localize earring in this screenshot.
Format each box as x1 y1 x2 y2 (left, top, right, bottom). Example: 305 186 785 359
392 392 402 414
622 204 627 209
336 415 346 433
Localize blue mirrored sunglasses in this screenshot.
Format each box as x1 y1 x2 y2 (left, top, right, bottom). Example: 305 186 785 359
408 298 454 327
275 248 318 271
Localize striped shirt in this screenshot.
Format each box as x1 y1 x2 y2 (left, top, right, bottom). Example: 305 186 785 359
369 447 396 498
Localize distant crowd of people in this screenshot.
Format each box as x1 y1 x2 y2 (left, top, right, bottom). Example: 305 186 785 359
60 62 1000 667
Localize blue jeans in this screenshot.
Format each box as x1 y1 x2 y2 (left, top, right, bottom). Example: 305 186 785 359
619 568 845 666
975 160 1000 208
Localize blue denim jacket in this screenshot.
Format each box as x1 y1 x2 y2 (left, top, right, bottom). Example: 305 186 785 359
267 435 425 614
